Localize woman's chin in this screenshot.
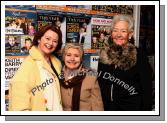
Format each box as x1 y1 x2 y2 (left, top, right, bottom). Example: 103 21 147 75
67 67 77 70
43 50 53 55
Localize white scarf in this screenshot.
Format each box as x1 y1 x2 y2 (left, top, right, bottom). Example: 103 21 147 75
36 61 63 111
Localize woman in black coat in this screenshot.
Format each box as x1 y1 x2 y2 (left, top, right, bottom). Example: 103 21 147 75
97 14 153 111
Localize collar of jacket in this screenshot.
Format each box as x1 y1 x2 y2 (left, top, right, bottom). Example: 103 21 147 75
60 64 86 88
99 43 137 70
29 46 61 76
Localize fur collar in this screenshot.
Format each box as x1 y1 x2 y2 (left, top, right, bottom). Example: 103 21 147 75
99 43 137 70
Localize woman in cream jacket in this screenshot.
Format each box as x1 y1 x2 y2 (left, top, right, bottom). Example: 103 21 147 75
9 25 63 111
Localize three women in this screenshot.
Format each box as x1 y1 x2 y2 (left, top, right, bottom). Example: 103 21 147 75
9 14 153 111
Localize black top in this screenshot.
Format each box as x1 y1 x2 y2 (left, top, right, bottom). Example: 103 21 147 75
97 48 153 111
5 42 20 50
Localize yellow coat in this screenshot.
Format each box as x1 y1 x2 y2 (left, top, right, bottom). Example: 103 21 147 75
9 46 62 111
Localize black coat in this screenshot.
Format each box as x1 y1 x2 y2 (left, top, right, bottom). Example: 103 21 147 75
97 48 153 111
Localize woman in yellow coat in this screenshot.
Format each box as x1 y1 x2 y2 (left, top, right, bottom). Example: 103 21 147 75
9 25 63 111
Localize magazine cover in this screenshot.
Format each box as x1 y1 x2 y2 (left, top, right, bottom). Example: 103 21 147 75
92 5 113 12
5 35 21 55
90 55 99 71
5 6 37 35
20 35 34 55
5 56 26 90
66 16 91 49
92 5 133 15
91 17 112 49
5 56 26 111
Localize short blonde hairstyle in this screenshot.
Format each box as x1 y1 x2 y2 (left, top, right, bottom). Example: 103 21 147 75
62 43 84 60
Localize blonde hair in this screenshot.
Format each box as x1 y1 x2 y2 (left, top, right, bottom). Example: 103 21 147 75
62 43 84 60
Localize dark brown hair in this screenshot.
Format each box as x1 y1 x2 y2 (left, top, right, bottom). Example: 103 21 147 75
25 38 32 43
32 25 62 52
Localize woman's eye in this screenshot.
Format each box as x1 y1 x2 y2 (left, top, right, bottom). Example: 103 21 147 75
66 54 71 56
74 55 79 57
46 38 50 40
122 30 127 33
53 41 58 43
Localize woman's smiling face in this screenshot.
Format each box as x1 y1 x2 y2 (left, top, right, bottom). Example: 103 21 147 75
112 21 132 46
38 29 59 55
64 48 81 70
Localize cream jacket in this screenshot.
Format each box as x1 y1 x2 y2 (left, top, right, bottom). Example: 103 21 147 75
9 46 62 111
